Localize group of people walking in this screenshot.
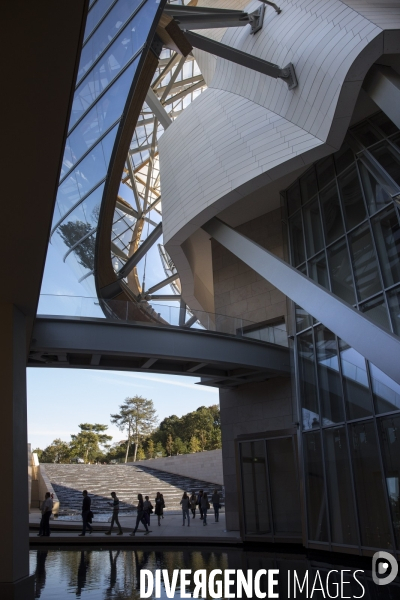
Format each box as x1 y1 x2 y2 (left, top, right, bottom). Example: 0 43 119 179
37 487 222 537
180 489 222 526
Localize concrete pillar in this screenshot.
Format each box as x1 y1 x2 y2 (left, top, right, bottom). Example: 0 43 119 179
0 305 33 599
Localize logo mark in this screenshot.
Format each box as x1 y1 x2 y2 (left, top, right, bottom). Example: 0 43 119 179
372 551 398 586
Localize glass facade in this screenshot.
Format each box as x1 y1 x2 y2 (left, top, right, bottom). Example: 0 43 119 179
49 0 164 297
286 112 400 553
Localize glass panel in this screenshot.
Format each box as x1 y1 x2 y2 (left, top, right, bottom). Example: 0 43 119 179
387 286 400 335
295 304 312 333
359 295 390 331
370 112 399 137
78 0 143 82
298 330 320 430
316 156 335 191
328 238 356 304
359 161 393 215
390 132 400 153
65 59 137 169
58 124 117 217
353 122 383 147
339 340 373 420
84 0 115 42
320 182 344 245
338 166 366 230
286 181 301 216
267 438 301 534
308 253 329 289
370 142 400 187
370 363 400 414
349 224 382 301
372 207 400 287
315 325 344 426
300 168 318 204
240 441 270 534
324 427 358 545
65 234 96 281
349 421 392 549
289 211 306 266
72 9 152 129
303 432 329 542
303 199 324 257
334 141 354 174
75 123 118 200
379 415 400 548
53 182 104 240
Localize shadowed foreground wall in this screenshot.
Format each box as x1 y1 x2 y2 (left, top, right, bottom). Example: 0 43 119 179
220 377 295 530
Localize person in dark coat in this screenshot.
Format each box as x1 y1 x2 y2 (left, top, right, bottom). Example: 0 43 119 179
189 491 197 519
201 492 210 526
180 492 190 526
129 493 150 536
105 492 123 535
212 489 221 522
154 492 165 526
79 490 93 536
197 490 204 520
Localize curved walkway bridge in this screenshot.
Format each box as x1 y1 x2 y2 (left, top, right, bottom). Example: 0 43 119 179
29 315 290 389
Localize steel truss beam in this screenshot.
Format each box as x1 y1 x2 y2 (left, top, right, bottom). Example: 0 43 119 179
202 218 400 385
185 31 297 89
145 88 172 129
143 272 179 296
163 5 265 34
116 222 163 279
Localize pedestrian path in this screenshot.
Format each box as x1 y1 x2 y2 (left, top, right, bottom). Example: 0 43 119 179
29 512 241 545
43 463 224 517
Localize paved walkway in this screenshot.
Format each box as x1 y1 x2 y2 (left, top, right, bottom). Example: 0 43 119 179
29 511 241 545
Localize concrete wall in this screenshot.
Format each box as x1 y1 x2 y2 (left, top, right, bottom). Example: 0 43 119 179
131 449 223 486
212 208 287 324
220 377 296 530
37 464 60 514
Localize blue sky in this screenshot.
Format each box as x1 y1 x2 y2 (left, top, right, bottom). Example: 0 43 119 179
27 368 219 449
33 222 219 451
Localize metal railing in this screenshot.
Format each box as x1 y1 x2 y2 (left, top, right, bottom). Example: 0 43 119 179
38 294 288 346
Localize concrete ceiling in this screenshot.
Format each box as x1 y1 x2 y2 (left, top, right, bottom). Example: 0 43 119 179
0 1 88 337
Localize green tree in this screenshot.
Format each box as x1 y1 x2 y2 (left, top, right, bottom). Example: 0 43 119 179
166 433 174 456
111 396 158 462
197 429 208 452
189 435 201 453
147 439 155 459
155 442 165 457
40 439 71 463
70 423 111 463
136 446 145 461
173 437 186 455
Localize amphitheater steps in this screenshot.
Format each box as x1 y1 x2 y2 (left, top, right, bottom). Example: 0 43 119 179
43 464 224 514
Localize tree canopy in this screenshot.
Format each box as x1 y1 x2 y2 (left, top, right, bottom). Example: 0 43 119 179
111 396 158 462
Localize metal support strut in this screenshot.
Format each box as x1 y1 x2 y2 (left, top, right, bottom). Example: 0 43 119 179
184 31 298 89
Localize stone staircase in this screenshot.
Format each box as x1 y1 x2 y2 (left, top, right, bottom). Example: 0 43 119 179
43 464 224 515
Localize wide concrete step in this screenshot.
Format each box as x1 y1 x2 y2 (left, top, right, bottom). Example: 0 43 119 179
43 464 224 514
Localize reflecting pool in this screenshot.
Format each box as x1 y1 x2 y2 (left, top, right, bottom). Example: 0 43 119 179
30 547 399 599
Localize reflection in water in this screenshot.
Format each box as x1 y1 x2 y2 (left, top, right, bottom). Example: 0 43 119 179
34 550 48 598
30 547 400 599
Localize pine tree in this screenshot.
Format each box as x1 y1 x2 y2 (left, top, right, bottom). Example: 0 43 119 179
111 396 158 462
